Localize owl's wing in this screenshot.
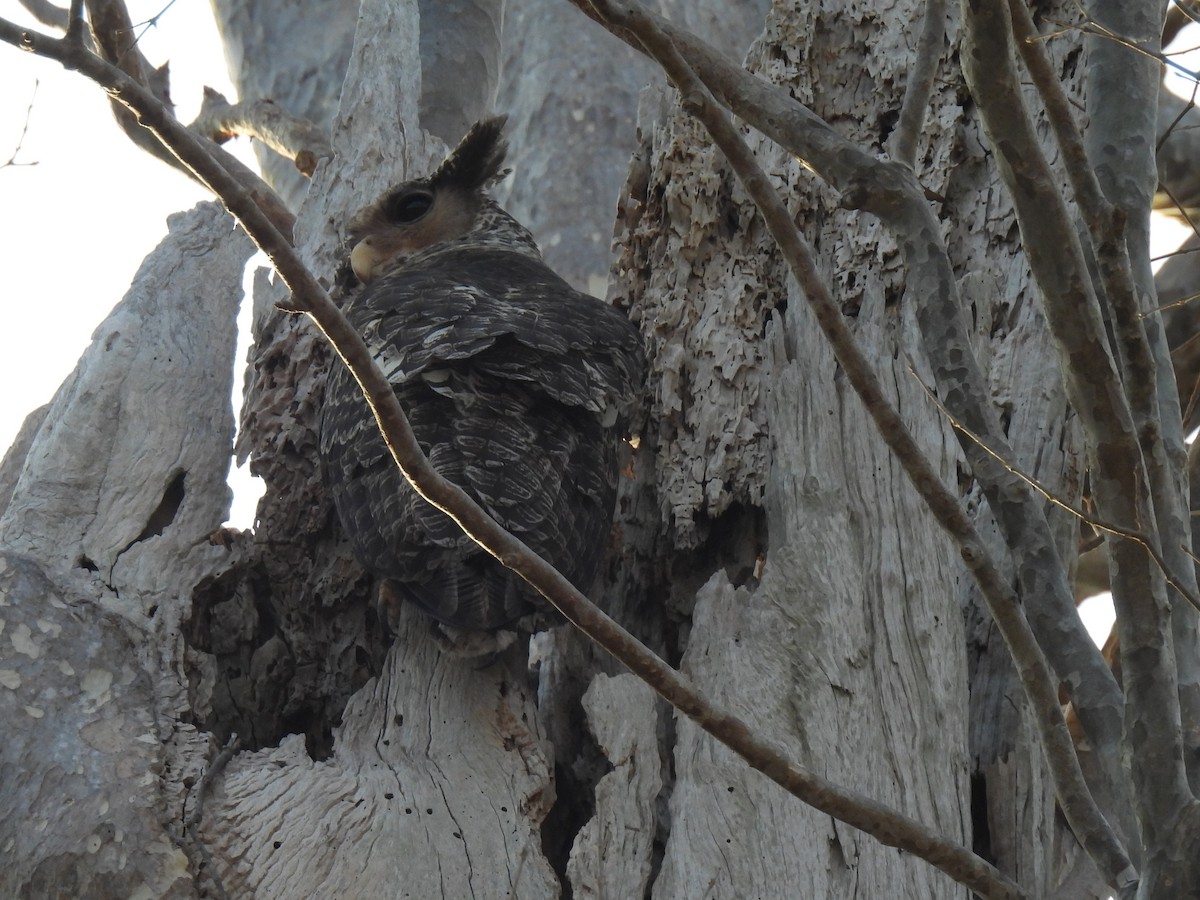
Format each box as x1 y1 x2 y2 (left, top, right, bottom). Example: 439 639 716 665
320 248 642 632
356 248 643 418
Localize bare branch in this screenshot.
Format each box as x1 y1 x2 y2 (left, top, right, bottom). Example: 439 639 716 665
0 11 1028 900
962 0 1193 838
575 0 1140 880
567 6 1130 817
192 87 332 177
16 0 68 31
84 0 177 163
1 80 39 169
889 0 946 167
584 0 1134 892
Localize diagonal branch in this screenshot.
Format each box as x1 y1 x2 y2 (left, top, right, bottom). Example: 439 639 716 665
579 0 1135 890
0 13 1028 900
568 0 1133 835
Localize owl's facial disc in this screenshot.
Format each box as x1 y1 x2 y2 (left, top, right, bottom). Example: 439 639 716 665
349 187 479 283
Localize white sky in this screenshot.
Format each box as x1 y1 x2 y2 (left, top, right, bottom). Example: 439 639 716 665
2 4 1196 647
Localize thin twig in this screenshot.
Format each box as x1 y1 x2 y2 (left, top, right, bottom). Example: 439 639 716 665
184 734 240 828
129 0 177 47
910 360 1200 613
1157 180 1200 248
176 734 238 900
1 80 39 169
1156 78 1199 158
1146 290 1200 316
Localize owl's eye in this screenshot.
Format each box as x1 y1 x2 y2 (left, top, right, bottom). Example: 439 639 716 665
387 190 434 224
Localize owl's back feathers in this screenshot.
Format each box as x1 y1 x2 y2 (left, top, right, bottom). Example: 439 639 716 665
319 123 642 637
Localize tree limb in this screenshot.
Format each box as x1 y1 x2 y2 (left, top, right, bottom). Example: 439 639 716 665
962 0 1192 844
889 0 947 167
1010 0 1200 796
192 87 332 177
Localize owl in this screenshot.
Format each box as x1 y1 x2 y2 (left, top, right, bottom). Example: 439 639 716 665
319 116 643 652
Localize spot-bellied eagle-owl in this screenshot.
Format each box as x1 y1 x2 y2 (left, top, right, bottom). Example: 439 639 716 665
319 116 643 651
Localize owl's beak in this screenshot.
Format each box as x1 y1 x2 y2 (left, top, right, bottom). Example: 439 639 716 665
350 238 385 284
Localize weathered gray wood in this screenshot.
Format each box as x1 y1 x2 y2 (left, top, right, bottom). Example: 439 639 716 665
658 0 771 58
493 0 656 293
0 201 253 898
0 552 196 899
0 202 249 604
0 404 47 520
566 673 662 898
200 606 557 899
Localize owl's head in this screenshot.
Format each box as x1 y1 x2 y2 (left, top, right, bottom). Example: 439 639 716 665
347 116 539 284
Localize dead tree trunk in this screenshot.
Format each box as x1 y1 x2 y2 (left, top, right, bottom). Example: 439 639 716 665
4 0 1198 897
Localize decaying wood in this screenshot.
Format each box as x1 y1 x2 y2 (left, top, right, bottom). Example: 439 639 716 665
566 673 663 898
199 604 557 899
604 0 975 890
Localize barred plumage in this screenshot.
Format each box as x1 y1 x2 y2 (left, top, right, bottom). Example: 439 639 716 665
319 117 643 647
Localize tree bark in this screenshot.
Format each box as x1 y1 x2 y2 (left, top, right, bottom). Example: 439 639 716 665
0 201 252 898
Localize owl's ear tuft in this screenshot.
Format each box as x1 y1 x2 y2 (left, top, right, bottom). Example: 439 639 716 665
432 116 510 194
